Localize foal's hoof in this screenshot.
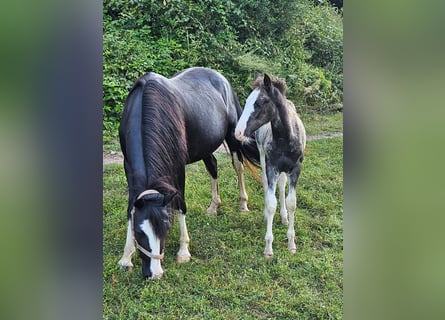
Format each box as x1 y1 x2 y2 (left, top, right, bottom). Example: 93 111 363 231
263 248 274 259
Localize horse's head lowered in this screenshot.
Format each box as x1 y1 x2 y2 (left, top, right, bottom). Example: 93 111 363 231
235 74 287 141
131 189 176 279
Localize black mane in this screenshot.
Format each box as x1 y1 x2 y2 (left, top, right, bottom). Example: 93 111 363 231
141 77 188 210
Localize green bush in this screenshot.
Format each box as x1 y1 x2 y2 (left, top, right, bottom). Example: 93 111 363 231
103 0 343 140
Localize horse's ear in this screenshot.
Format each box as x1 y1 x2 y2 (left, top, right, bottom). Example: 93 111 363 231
254 71 261 81
264 74 272 92
163 191 178 206
134 198 145 209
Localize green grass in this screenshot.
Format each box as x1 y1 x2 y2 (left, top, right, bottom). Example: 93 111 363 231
300 112 343 136
103 136 343 319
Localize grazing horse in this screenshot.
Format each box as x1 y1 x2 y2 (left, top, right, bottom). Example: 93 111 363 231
235 74 306 257
118 67 258 279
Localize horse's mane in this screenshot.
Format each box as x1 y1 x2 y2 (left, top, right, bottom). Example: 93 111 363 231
252 75 288 95
141 79 188 207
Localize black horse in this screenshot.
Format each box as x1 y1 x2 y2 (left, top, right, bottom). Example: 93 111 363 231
118 67 258 279
235 74 306 257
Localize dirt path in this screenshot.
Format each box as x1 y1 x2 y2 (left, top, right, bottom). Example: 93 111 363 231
103 132 343 166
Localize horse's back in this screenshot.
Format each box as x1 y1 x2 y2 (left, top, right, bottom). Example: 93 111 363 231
170 68 240 162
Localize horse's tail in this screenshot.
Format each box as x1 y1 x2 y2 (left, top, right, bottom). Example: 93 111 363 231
239 134 262 183
239 135 260 167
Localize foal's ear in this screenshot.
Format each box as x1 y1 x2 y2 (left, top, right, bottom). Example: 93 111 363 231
263 74 272 92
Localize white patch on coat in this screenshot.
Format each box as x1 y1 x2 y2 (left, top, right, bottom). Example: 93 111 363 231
176 213 191 262
140 219 164 279
118 220 135 268
235 89 260 141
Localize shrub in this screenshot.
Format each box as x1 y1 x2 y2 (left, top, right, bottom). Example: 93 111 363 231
102 0 343 140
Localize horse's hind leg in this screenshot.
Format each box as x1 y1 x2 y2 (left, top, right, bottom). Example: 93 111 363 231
203 155 221 215
278 173 288 225
118 219 136 271
231 150 249 212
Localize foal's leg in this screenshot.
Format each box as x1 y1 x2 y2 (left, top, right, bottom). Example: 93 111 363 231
176 211 191 263
232 151 249 212
278 173 288 225
286 169 301 254
118 218 136 270
286 185 297 253
203 155 221 215
264 170 279 258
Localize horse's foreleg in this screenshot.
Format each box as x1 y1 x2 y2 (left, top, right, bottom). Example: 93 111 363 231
232 152 249 212
118 219 136 271
203 155 221 215
176 212 191 263
278 173 288 225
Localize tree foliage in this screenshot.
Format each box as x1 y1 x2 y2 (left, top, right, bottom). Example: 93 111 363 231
103 0 343 140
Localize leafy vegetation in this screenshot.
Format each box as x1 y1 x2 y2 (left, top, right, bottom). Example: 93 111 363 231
103 136 343 319
103 0 343 143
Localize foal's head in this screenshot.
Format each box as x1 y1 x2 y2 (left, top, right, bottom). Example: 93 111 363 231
235 74 287 141
131 185 178 279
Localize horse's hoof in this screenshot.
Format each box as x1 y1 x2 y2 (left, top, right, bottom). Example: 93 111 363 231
289 248 297 254
206 206 218 216
176 254 191 263
206 209 217 216
240 207 249 214
281 217 289 225
118 259 133 271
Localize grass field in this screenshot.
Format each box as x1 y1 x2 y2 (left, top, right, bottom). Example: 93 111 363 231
103 118 343 319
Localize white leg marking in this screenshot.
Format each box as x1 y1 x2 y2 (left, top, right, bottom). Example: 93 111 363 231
286 186 297 254
118 220 135 270
278 173 288 225
264 188 277 258
259 148 268 192
140 220 164 279
176 213 191 263
207 177 221 215
235 89 260 141
232 152 249 212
